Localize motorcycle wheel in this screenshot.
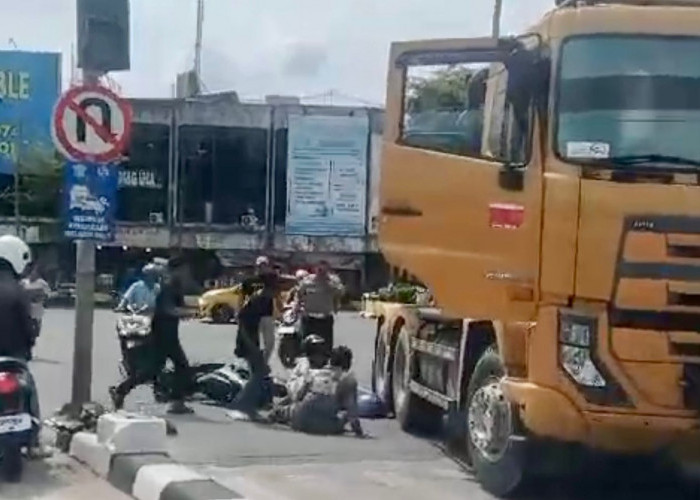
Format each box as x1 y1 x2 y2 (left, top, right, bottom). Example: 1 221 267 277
1 445 23 482
278 337 298 369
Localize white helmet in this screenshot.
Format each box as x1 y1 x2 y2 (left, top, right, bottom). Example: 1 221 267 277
0 235 31 276
295 269 309 281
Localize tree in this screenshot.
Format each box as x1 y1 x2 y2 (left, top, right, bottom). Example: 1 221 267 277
0 143 63 218
406 66 473 114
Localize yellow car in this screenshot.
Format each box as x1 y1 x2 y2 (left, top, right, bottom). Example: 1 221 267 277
198 285 244 324
198 276 297 324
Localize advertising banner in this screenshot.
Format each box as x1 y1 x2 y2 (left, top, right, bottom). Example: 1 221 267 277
285 115 369 236
0 51 61 174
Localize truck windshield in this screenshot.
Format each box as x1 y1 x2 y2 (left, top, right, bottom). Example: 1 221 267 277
556 35 700 169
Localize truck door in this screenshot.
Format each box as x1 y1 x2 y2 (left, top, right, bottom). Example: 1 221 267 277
379 37 545 321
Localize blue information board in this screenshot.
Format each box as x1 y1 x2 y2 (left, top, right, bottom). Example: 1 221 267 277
0 51 61 174
63 161 118 241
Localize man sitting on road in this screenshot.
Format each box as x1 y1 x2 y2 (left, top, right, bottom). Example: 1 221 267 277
267 345 364 437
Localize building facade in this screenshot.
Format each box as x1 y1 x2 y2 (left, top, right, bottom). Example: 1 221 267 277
0 93 387 295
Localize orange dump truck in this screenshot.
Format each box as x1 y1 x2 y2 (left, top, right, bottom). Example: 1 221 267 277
371 0 700 495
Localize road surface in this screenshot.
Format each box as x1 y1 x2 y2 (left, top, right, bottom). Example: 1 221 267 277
16 309 696 499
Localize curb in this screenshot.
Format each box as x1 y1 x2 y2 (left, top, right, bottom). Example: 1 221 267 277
70 432 246 500
109 453 245 500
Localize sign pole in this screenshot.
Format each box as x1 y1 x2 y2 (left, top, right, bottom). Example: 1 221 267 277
69 69 102 414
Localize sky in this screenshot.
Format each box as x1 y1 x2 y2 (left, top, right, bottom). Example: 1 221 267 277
1 0 554 104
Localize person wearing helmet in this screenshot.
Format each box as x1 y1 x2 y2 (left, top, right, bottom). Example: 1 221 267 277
285 269 310 307
115 263 161 312
294 261 345 356
0 235 48 455
0 235 34 361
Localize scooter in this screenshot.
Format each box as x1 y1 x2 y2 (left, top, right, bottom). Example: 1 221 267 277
277 308 301 369
0 358 39 482
116 304 153 379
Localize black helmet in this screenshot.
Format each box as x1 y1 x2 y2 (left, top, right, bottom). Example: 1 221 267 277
302 335 326 356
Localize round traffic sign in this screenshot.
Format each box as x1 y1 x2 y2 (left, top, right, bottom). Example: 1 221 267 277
51 84 133 163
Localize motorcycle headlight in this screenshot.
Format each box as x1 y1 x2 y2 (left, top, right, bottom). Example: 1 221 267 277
558 311 606 388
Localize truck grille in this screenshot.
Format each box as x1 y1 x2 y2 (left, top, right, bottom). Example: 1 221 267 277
610 215 700 333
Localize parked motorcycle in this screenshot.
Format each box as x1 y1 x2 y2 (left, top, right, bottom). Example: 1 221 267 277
277 308 301 369
0 358 39 482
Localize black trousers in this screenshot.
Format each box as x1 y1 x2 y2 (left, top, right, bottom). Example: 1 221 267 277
301 315 334 354
116 322 191 401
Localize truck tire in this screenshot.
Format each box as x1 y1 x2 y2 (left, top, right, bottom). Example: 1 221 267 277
211 304 233 324
392 327 443 433
466 346 527 497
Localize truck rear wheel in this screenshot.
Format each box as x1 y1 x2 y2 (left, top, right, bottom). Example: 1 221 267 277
392 327 442 433
466 346 527 497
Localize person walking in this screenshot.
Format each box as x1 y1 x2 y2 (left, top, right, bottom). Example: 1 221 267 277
239 256 280 364
111 257 194 414
21 264 51 358
295 260 345 354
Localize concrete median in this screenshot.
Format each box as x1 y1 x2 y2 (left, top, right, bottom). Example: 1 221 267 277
70 411 246 500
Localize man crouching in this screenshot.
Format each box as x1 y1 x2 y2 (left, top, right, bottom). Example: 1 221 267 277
268 345 364 437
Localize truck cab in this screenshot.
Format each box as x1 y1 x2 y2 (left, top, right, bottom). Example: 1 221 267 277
375 0 700 496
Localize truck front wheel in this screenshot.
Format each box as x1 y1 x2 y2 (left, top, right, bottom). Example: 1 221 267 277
392 327 442 433
466 347 527 497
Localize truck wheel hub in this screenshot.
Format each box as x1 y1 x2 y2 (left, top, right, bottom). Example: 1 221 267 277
468 380 511 462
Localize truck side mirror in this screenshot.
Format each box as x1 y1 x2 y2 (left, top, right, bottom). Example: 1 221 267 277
498 165 524 191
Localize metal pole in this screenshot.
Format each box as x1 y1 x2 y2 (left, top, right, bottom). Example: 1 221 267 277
194 0 204 92
13 141 19 235
492 0 502 38
69 69 101 414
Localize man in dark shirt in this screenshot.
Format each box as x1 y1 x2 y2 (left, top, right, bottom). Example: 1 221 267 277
111 257 194 414
238 256 280 363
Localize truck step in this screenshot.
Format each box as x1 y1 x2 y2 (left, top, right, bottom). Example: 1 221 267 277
409 380 456 410
410 338 459 362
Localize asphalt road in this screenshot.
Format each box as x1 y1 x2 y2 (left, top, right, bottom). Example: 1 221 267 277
15 309 698 499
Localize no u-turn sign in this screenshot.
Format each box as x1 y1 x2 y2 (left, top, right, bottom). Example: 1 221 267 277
51 84 133 163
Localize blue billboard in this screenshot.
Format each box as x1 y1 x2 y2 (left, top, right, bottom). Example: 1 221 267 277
0 51 61 174
285 115 369 236
63 161 119 241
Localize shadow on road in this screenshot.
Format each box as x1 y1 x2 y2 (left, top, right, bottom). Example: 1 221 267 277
0 457 74 499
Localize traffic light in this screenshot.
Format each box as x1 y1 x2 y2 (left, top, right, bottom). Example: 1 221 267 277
77 0 130 72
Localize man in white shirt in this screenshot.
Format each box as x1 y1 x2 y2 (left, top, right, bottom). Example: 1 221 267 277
21 264 51 356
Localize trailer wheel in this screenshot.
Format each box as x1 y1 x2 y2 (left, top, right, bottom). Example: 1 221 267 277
392 327 442 433
466 346 527 497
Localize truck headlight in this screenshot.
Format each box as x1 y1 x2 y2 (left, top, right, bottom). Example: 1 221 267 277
558 312 606 388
